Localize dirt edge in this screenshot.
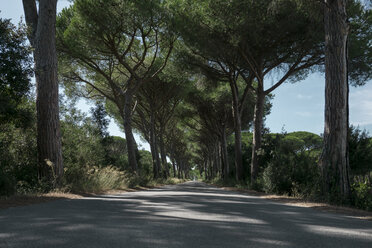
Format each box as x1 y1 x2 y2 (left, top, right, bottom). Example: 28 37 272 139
214 185 372 221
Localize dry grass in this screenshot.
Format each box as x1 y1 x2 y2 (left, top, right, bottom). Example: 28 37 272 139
0 192 82 210
0 178 188 210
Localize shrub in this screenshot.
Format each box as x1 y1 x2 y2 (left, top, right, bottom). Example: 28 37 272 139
262 160 291 195
0 121 38 195
351 175 372 211
64 165 128 193
260 133 321 196
349 126 372 175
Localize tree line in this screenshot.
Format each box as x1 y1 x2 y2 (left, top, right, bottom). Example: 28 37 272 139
0 0 371 207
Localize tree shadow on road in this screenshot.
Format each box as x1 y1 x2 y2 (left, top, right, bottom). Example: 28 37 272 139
0 182 371 248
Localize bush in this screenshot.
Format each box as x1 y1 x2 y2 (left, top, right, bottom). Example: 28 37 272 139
0 169 16 196
349 126 372 175
0 120 38 195
262 161 291 194
64 165 128 193
260 133 321 196
351 175 372 211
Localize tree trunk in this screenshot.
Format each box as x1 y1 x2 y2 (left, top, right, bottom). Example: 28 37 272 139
123 93 138 173
212 148 218 178
251 86 265 186
150 113 161 178
149 138 158 179
216 143 221 177
319 0 350 200
221 126 230 181
204 160 208 180
159 130 169 178
172 159 176 178
178 160 181 179
170 148 177 177
23 0 63 185
229 81 243 181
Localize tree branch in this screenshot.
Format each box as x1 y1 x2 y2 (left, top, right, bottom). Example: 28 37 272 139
22 0 38 46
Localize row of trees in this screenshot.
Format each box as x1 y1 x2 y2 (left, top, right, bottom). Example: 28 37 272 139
10 0 371 202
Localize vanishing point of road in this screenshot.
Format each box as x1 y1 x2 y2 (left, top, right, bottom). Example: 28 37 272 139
0 182 371 248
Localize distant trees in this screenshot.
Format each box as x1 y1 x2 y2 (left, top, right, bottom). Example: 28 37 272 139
230 0 324 186
170 0 256 180
170 0 324 184
132 71 186 178
22 0 63 184
56 0 372 189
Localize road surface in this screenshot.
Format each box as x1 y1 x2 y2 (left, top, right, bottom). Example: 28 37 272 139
0 182 371 247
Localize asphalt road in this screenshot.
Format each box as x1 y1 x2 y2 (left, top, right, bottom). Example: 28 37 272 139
0 181 371 248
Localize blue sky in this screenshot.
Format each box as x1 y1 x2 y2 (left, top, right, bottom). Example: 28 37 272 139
1 0 372 151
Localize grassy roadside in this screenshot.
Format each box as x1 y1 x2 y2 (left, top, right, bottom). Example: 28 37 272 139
0 177 187 210
207 181 372 221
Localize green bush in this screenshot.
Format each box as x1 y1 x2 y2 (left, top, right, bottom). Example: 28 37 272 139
349 126 372 175
262 161 291 194
351 175 372 211
260 133 321 196
0 121 38 195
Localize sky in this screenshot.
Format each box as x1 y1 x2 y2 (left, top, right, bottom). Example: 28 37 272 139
1 0 372 150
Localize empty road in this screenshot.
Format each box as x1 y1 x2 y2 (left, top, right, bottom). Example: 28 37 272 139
0 182 371 247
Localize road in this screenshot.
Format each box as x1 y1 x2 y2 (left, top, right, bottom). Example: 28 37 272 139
0 182 371 248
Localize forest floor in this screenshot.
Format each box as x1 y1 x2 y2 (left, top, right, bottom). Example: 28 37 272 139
216 185 372 221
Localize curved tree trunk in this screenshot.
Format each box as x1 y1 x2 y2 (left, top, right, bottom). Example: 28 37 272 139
319 0 350 200
251 86 265 186
123 93 138 173
23 0 63 185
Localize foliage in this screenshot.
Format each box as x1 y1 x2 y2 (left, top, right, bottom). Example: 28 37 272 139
348 126 372 175
347 0 372 86
0 18 33 126
91 102 110 138
226 131 322 195
65 165 128 193
61 103 107 170
259 132 321 196
0 121 38 195
60 100 131 191
0 19 35 195
350 174 372 211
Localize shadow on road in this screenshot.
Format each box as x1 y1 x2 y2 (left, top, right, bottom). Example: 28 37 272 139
0 182 371 248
